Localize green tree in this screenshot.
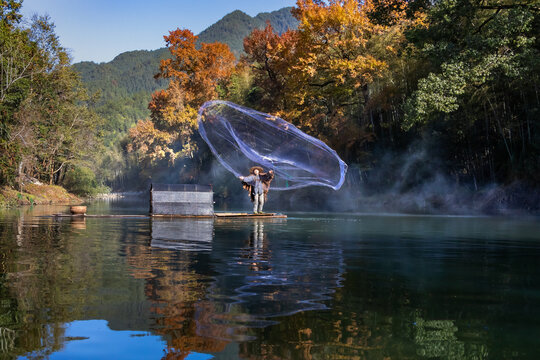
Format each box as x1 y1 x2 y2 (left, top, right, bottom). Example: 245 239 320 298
404 0 540 183
0 7 104 192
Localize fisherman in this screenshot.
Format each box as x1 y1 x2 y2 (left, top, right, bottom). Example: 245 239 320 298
239 166 274 214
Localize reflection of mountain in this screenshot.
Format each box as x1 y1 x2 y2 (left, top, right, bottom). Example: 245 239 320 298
151 218 214 252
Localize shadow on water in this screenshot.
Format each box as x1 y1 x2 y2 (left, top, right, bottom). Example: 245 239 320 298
0 200 539 359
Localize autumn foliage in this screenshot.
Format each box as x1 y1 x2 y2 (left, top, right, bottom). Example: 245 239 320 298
128 0 540 187
129 29 235 164
243 23 298 111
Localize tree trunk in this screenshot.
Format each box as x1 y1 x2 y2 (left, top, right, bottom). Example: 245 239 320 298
18 160 23 192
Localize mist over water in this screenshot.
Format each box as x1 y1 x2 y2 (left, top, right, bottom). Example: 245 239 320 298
131 136 539 215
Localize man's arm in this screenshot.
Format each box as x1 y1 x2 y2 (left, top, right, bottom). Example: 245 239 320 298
241 175 255 182
261 170 274 181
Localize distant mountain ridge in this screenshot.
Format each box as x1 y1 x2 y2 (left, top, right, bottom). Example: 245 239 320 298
198 8 299 56
73 7 298 102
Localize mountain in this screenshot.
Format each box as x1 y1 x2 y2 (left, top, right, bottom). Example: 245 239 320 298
72 6 297 153
73 7 298 106
198 8 299 55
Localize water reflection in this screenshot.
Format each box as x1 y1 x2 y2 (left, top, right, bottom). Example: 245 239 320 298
70 216 86 230
412 316 488 359
151 218 214 252
1 206 540 359
138 218 345 346
126 218 228 357
192 219 345 343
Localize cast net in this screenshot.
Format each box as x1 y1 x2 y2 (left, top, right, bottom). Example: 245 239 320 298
198 100 347 190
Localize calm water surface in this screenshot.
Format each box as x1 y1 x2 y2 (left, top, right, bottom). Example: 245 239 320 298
0 200 539 359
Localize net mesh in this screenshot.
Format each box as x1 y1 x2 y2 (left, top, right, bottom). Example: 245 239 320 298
198 100 347 190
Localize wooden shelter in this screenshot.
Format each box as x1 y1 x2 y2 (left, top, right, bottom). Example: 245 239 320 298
150 183 214 217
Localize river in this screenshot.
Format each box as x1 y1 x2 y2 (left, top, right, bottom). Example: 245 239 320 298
0 199 539 359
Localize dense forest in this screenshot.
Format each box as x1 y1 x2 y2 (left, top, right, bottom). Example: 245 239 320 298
1 0 539 213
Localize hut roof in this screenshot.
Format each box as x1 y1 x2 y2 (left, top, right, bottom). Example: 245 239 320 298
151 183 212 192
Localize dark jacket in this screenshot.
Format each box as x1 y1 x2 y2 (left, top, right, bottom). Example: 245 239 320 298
242 169 274 202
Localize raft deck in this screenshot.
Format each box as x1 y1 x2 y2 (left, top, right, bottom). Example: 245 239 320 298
50 212 286 219
215 212 287 219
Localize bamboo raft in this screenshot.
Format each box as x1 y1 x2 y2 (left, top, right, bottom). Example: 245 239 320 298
215 212 287 219
50 212 286 219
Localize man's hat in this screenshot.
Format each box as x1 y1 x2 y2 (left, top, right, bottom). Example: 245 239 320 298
249 166 264 174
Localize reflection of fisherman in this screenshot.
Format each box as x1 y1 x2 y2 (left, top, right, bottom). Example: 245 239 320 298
250 221 264 260
239 166 274 214
249 221 266 271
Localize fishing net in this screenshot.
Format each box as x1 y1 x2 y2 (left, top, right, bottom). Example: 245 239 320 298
198 100 347 190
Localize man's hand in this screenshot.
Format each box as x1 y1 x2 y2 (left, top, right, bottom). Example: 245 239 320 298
269 170 274 174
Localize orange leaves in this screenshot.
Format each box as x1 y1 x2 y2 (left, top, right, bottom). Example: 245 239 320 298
159 28 235 107
129 81 199 164
128 119 174 162
130 29 235 164
292 0 388 86
243 23 298 111
280 1 391 141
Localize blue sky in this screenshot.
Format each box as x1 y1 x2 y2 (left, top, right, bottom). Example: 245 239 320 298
21 0 296 64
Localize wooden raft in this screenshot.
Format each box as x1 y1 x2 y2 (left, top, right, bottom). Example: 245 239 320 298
215 212 287 219
50 212 286 219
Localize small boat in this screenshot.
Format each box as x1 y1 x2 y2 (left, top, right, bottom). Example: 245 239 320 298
70 206 87 215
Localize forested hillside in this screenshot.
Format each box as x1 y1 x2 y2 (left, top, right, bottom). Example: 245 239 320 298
73 7 297 102
71 7 298 183
73 49 169 146
3 0 538 213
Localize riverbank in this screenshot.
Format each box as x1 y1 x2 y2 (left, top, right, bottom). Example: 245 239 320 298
0 184 82 207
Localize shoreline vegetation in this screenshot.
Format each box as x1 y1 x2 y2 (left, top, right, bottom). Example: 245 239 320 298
0 184 82 207
0 182 150 208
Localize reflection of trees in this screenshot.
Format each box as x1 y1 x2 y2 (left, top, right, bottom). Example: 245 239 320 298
126 222 228 359
0 210 533 359
412 316 488 359
238 279 490 360
0 209 71 358
238 284 392 360
0 209 149 358
233 219 494 360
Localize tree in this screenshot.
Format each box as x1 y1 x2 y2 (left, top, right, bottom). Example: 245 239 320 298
129 82 197 165
129 29 235 166
0 0 22 27
157 28 236 106
243 23 298 112
280 0 403 160
0 10 103 189
404 0 540 183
